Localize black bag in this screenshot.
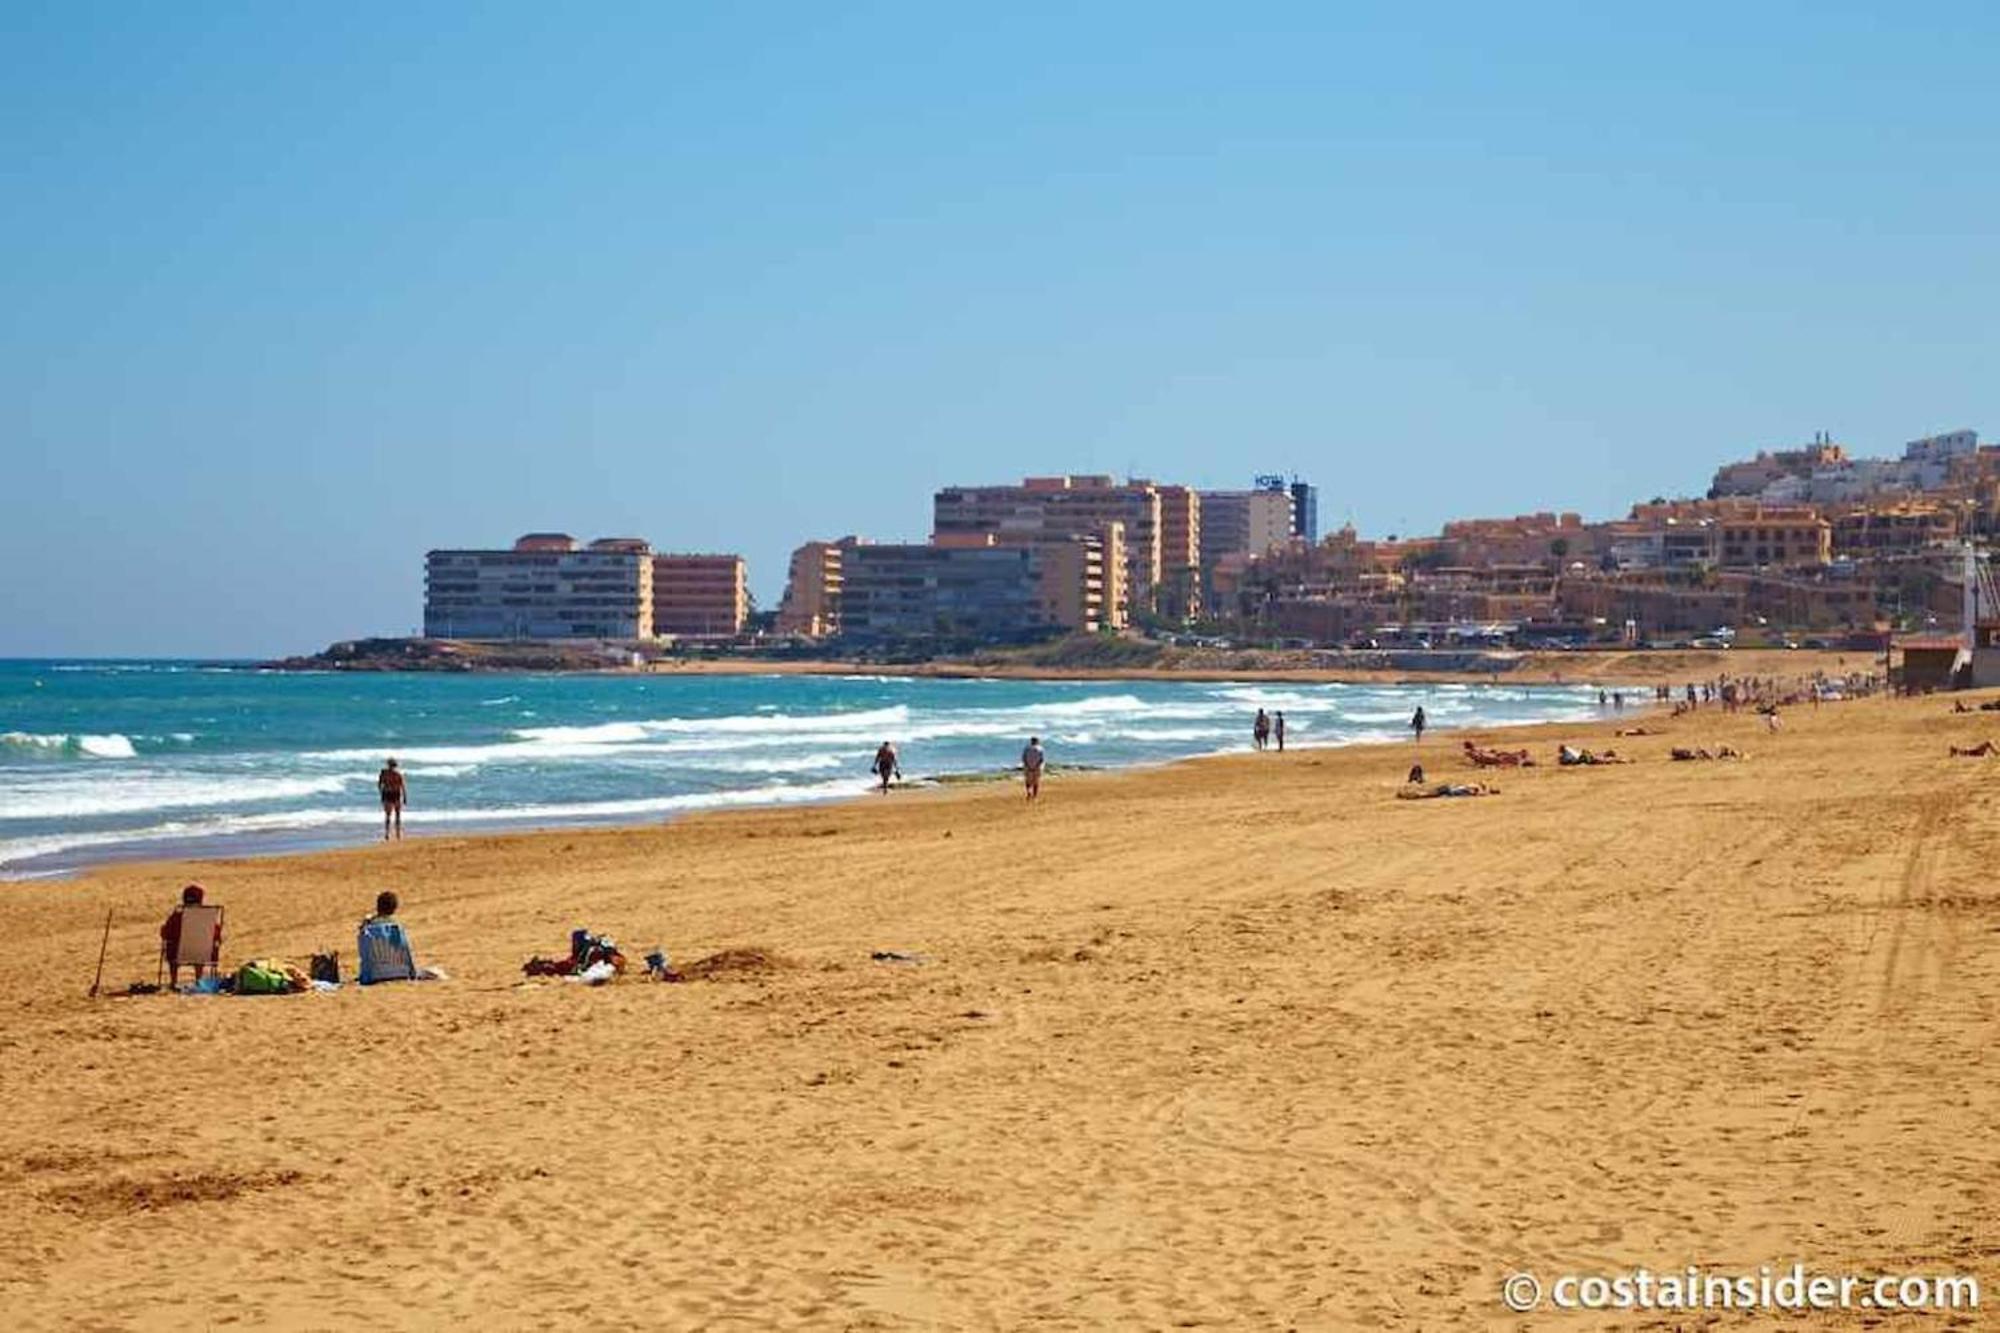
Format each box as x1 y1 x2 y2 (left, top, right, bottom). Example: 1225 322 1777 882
309 951 341 985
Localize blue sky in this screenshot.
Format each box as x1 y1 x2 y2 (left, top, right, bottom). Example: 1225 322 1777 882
4 1 1996 656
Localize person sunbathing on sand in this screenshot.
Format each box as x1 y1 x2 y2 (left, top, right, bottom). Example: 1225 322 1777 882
1461 739 1532 767
1614 726 1662 737
1557 744 1629 766
1397 781 1497 800
1670 746 1745 762
1949 740 1998 757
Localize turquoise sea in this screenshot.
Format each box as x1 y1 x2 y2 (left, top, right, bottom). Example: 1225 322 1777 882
0 660 1607 878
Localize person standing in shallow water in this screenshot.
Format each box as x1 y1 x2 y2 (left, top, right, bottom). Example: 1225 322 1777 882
1252 709 1270 751
377 758 407 841
1274 711 1286 752
872 741 900 793
1410 706 1427 743
1020 736 1046 802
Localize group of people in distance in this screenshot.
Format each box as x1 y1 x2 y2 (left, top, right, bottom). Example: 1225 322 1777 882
1252 709 1286 751
872 736 1047 801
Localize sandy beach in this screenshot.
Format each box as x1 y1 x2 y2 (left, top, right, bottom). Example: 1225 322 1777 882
2 687 1993 1329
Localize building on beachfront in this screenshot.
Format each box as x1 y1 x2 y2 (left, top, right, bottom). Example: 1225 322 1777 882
933 475 1168 618
1199 485 1294 564
775 538 855 639
652 553 747 638
840 531 1119 643
424 534 655 640
1149 483 1203 619
1290 479 1319 544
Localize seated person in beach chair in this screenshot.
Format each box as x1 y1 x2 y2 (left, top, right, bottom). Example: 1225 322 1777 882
357 891 443 984
160 884 224 987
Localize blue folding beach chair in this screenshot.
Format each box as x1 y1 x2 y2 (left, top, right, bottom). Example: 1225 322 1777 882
357 919 417 985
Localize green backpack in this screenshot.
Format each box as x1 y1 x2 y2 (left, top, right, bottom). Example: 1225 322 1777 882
235 961 294 996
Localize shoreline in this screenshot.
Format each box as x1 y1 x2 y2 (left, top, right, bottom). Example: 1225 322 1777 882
2 700 1604 882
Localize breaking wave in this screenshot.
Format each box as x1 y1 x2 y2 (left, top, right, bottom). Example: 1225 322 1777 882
0 732 139 760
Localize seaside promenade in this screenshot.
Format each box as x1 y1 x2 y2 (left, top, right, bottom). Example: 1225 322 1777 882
1 689 1993 1327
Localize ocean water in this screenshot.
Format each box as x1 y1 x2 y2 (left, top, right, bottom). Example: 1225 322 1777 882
0 660 1606 877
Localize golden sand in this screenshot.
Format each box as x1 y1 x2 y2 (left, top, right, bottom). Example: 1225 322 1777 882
2 689 1992 1329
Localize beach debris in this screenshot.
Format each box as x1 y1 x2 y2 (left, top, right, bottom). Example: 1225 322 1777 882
680 946 792 980
870 950 926 965
88 908 112 999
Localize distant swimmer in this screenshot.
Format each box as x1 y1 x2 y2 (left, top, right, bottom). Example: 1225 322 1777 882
377 758 407 841
1410 706 1427 743
872 741 901 793
1021 736 1046 802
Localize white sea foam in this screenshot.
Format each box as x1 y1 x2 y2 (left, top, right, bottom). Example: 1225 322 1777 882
0 731 139 760
0 776 873 872
0 772 359 820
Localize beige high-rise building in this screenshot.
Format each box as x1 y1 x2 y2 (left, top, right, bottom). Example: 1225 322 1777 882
1145 482 1201 619
933 475 1173 619
775 538 854 639
842 530 1118 641
652 553 747 638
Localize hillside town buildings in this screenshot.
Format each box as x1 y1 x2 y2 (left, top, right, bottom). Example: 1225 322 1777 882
423 426 1996 652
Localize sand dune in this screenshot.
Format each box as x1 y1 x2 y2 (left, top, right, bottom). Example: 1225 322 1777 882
2 691 1994 1328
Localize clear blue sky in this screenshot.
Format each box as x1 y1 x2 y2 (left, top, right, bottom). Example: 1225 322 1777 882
5 2 1996 656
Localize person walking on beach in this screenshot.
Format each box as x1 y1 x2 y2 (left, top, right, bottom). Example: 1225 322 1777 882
1021 736 1046 802
377 758 407 842
1253 709 1270 751
872 741 900 793
1274 711 1286 752
1410 706 1427 743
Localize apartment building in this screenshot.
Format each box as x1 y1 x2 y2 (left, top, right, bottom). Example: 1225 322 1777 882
1831 504 1961 558
1151 483 1202 619
424 534 655 640
1198 488 1294 565
1718 509 1832 568
1439 512 1589 567
775 538 852 639
841 532 1117 643
933 475 1163 616
652 553 747 638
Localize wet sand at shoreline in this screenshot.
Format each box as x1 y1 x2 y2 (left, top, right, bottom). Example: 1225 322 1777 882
2 688 1991 1328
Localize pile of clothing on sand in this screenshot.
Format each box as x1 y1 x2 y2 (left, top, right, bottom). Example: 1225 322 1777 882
523 929 681 985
